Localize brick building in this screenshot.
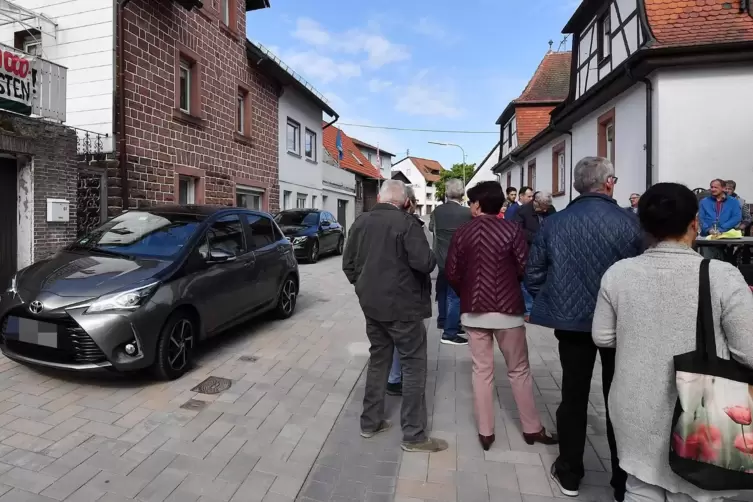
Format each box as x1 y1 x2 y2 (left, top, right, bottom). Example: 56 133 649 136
117 0 279 213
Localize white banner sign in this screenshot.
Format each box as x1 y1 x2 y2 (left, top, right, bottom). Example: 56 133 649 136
0 45 34 111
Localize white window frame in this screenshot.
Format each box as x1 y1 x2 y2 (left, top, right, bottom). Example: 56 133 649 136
287 119 301 155
237 93 245 134
283 190 292 210
312 195 317 208
178 175 196 204
304 128 316 160
236 185 263 210
23 39 41 57
220 0 230 26
557 151 566 193
179 61 191 114
606 123 615 164
296 193 307 209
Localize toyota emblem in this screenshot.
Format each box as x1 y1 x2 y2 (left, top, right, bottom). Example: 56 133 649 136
29 301 44 314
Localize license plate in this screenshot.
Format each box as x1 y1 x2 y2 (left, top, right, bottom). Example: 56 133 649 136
3 316 58 348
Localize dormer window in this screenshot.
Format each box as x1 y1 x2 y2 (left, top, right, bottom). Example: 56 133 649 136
598 10 611 63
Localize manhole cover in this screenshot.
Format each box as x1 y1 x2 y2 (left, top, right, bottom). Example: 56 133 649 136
239 355 258 362
180 399 208 411
191 376 232 395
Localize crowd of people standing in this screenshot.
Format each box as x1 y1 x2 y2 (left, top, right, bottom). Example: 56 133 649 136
342 156 753 502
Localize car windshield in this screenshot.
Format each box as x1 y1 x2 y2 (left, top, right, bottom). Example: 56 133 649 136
274 211 319 226
71 211 205 258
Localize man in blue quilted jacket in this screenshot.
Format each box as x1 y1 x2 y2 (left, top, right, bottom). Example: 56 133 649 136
525 157 643 501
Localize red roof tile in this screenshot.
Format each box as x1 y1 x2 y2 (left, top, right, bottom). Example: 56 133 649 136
322 125 382 179
408 157 444 182
516 106 556 146
516 51 572 103
646 0 753 47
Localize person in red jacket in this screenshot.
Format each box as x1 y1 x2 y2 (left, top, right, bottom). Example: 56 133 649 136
445 181 557 451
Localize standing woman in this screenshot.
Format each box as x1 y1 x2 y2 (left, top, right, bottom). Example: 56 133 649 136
593 182 753 501
445 181 557 450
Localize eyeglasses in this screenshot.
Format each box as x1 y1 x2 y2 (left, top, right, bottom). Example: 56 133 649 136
610 176 619 184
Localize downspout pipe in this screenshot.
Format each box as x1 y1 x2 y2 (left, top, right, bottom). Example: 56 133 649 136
640 77 654 190
323 114 339 129
117 0 131 212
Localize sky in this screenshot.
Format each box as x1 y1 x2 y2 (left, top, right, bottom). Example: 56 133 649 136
246 0 581 172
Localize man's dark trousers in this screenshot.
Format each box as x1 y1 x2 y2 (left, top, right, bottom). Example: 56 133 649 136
553 330 627 502
361 317 428 443
436 269 448 328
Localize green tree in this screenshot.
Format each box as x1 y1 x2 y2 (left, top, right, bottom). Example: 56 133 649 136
435 163 476 201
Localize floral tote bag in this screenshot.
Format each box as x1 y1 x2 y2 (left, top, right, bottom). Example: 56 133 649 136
670 259 753 490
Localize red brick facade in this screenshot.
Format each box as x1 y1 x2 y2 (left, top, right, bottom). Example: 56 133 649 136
115 0 280 213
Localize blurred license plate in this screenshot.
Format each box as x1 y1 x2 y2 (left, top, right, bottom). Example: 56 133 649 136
3 316 58 348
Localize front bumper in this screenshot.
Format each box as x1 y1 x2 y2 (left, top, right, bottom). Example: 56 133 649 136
291 238 311 259
0 290 164 372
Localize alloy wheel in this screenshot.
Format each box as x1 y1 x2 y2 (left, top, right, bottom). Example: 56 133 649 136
310 242 319 262
281 279 297 314
168 319 193 371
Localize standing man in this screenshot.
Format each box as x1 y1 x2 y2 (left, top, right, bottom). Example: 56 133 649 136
430 178 472 346
343 180 447 453
724 179 750 230
627 193 640 214
506 186 533 222
525 157 643 501
503 186 518 209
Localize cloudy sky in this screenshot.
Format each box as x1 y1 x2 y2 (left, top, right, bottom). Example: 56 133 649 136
246 0 580 170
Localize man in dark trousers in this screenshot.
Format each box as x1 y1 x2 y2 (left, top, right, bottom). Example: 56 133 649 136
343 180 447 453
429 178 472 345
525 157 642 502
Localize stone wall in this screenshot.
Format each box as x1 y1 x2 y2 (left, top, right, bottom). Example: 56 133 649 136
116 0 280 213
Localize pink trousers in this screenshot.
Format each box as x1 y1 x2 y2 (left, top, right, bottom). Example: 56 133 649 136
466 326 542 436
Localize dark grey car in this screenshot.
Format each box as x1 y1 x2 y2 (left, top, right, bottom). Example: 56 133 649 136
0 205 299 380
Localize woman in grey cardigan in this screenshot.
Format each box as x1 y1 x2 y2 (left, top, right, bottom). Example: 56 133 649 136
593 182 753 502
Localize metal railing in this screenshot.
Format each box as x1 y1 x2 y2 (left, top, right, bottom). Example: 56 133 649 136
70 127 111 159
253 41 330 105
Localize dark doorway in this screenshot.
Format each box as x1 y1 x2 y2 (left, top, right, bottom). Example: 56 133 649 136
0 158 17 292
337 199 347 235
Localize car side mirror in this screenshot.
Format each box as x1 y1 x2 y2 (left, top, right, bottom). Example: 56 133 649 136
207 248 236 264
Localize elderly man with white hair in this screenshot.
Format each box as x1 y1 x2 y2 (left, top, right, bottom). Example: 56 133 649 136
429 178 472 346
525 157 642 501
343 179 447 453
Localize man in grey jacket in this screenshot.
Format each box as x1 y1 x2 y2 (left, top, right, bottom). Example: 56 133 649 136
429 178 472 345
343 180 447 453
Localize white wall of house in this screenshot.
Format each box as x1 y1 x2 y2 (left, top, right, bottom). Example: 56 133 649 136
322 162 356 235
571 82 647 206
467 144 501 192
279 87 324 210
392 160 428 206
0 0 115 145
517 135 573 211
358 146 393 179
654 65 753 200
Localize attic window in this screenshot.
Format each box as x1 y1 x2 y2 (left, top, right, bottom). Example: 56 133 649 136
598 10 611 63
351 152 362 165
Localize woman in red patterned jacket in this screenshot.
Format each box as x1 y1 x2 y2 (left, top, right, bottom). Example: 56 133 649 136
445 181 557 451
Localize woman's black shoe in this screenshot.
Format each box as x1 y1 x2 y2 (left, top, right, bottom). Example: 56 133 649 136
478 434 495 451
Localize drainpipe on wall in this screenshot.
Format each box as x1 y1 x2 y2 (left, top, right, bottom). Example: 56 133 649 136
117 0 132 212
640 77 654 190
322 115 339 129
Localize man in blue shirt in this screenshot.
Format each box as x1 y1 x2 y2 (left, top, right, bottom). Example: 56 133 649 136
699 179 741 236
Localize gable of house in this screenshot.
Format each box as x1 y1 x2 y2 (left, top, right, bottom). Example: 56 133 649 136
408 157 443 183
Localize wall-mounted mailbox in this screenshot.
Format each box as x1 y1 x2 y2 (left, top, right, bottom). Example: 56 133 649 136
46 199 70 222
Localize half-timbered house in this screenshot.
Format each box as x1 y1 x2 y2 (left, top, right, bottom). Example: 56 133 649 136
494 0 753 203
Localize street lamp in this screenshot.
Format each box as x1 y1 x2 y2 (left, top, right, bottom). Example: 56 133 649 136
428 141 467 204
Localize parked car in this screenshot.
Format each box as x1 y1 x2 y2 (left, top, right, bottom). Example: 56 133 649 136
0 205 299 380
274 209 344 263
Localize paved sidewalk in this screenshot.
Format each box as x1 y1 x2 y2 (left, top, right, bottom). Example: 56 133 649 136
0 256 370 501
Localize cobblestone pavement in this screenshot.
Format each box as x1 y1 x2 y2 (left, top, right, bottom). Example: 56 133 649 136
0 255 370 502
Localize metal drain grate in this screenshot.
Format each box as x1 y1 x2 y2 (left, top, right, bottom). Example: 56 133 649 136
190 376 232 395
180 399 208 411
239 355 258 362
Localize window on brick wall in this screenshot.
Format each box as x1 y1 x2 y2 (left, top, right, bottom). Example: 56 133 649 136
179 176 197 204
179 61 191 113
552 141 566 196
236 186 264 210
305 129 316 161
220 0 230 25
175 46 202 121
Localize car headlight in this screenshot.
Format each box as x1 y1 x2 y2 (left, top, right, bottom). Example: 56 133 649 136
6 274 16 294
292 236 308 244
85 282 159 314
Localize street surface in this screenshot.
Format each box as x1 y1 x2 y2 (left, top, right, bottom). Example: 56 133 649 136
0 248 750 501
